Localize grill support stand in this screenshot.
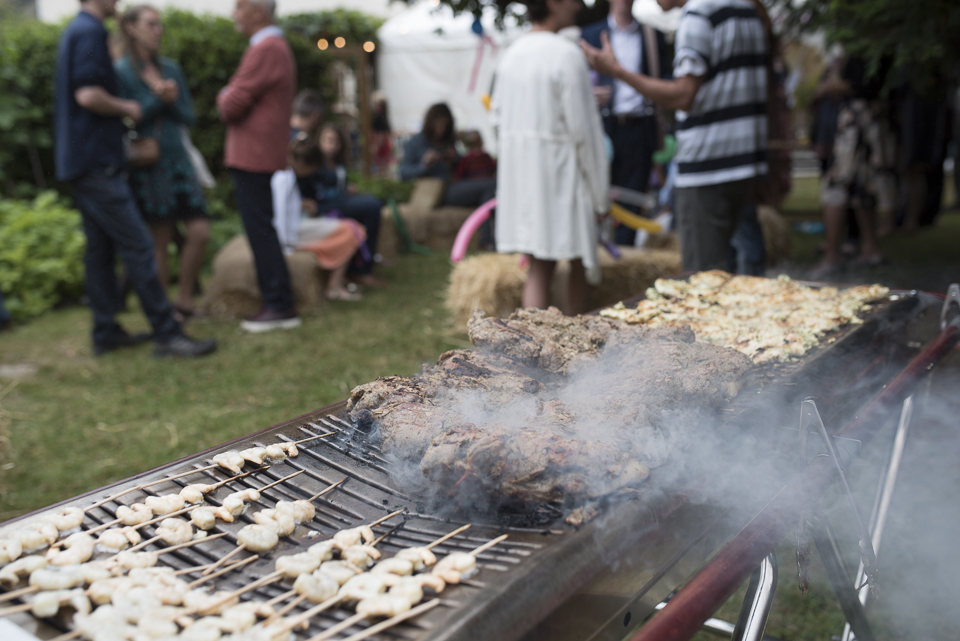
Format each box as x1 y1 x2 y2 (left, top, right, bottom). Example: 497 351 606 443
730 552 778 641
627 316 960 641
839 394 915 641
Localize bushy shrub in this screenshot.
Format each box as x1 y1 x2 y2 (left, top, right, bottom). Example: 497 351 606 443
0 192 86 321
280 9 383 45
0 10 337 191
0 20 60 192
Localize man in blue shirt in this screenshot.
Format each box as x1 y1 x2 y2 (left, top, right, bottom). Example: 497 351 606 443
55 0 215 357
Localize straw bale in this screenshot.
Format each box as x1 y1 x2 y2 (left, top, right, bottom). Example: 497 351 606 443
757 205 791 267
380 204 476 263
200 235 325 319
445 253 525 328
445 246 682 330
643 231 680 252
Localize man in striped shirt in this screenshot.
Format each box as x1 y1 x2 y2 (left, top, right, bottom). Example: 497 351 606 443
581 0 768 271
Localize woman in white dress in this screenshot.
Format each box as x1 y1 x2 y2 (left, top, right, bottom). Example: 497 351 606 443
492 0 609 313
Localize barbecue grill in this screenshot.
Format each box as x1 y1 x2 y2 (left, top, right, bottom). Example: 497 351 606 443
1 285 955 641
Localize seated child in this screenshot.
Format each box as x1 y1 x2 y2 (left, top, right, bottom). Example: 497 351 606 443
290 89 325 141
272 135 366 301
454 130 496 181
300 125 385 289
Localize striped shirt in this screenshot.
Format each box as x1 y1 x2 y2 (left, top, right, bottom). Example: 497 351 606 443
673 0 768 188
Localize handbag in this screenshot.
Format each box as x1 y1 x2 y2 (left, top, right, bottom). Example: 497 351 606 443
127 122 161 169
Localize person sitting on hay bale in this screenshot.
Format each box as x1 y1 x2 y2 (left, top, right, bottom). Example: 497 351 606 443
272 135 366 302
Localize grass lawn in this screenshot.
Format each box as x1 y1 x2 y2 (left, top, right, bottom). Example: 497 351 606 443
0 250 466 521
2 185 958 638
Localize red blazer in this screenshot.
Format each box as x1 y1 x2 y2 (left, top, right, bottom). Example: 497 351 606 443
217 35 295 174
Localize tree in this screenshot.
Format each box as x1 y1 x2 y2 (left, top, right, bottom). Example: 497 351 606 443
768 0 959 97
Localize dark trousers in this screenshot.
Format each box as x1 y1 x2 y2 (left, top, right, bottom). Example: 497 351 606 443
443 178 497 247
339 194 383 276
230 169 294 312
604 115 657 245
728 204 766 275
675 177 755 272
71 165 181 346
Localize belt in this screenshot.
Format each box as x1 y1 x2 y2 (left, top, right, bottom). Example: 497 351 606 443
613 113 655 125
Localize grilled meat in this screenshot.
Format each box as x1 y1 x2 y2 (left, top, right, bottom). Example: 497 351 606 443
349 308 753 514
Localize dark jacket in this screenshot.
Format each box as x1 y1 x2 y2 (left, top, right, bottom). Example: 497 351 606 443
581 18 671 121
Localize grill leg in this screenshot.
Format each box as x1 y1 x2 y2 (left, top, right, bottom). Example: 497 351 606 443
841 394 915 641
808 515 876 641
731 552 778 641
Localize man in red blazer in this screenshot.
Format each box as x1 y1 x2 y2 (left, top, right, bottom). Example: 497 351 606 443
218 0 300 332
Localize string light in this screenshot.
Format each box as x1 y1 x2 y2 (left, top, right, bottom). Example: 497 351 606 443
317 39 328 50
334 37 346 48
363 41 375 52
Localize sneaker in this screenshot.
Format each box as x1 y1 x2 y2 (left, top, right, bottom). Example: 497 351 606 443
94 326 152 356
153 335 217 358
241 308 302 333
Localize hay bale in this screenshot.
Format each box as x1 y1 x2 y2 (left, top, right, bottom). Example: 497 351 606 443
200 235 325 319
445 253 525 328
379 203 476 263
445 246 683 330
758 205 791 267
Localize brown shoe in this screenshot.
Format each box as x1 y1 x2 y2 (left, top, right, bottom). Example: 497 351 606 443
241 307 302 333
349 274 388 289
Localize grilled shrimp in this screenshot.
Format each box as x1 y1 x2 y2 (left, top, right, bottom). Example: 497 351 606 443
212 451 244 475
292 572 338 603
117 503 153 526
145 494 186 516
236 524 279 554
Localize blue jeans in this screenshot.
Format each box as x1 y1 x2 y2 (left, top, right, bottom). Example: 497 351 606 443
72 165 181 346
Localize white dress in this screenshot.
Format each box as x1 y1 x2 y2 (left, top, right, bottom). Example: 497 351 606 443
492 31 609 284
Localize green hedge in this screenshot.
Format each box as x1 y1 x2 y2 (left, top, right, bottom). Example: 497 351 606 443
0 192 85 321
0 10 354 193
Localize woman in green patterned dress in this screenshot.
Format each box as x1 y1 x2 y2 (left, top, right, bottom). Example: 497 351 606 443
116 5 209 319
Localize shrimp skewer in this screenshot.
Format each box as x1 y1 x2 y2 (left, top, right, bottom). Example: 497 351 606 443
299 535 506 641
84 463 219 512
265 515 447 625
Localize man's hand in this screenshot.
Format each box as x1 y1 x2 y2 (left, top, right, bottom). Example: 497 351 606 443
580 32 623 79
126 100 143 123
301 198 318 216
593 85 612 107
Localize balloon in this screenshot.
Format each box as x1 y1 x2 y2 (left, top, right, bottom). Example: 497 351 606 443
450 198 497 262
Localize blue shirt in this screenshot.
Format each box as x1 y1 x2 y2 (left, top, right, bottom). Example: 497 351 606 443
54 11 126 181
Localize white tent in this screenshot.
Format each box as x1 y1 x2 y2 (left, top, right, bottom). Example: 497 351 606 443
376 0 525 152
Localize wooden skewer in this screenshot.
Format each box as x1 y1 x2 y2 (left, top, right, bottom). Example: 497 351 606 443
468 534 508 557
266 589 296 607
256 469 305 492
369 508 405 528
84 517 121 536
267 522 464 625
290 431 334 445
306 610 366 641
200 542 247 576
272 592 346 634
370 521 403 547
0 584 38 603
336 599 441 641
182 570 283 617
425 524 471 550
308 477 347 502
50 504 194 551
174 554 253 576
127 535 161 552
187 553 258 589
0 602 32 616
157 532 229 556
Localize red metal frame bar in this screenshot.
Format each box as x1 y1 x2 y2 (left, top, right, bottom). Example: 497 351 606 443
629 321 960 641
